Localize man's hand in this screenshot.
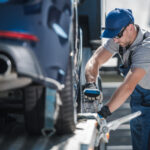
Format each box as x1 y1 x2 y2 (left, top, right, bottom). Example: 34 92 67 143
98 105 112 119
83 82 101 101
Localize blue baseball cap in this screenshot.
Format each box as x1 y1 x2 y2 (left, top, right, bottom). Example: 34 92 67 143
101 8 134 38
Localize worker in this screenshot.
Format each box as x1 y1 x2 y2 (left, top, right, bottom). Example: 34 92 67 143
83 8 150 150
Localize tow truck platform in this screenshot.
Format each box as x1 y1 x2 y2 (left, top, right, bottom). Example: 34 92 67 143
0 109 141 150
51 113 98 150
0 113 102 150
50 110 141 150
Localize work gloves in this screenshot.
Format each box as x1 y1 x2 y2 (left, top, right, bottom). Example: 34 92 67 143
83 82 111 118
97 105 112 119
83 82 101 101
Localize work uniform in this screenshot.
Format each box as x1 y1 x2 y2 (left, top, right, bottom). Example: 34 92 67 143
103 25 150 150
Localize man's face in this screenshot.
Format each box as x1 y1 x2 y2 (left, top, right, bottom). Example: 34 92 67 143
113 25 131 47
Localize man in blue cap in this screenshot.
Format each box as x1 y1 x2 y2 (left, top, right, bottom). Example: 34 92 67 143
84 8 150 150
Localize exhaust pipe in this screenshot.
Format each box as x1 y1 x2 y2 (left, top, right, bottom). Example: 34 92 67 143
0 54 32 91
0 54 12 76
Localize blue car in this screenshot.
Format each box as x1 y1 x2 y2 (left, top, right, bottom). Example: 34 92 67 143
0 0 83 135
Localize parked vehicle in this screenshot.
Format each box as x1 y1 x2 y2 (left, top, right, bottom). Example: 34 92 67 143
0 0 104 136
0 0 84 135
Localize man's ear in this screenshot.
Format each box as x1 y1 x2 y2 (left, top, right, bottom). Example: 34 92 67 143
128 24 134 31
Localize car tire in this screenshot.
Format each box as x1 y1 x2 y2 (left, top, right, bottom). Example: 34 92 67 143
23 85 45 135
55 56 77 134
24 56 77 135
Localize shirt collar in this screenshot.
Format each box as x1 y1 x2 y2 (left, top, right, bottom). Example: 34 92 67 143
129 25 146 50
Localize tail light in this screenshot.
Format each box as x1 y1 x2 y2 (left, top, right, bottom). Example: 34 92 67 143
0 31 39 42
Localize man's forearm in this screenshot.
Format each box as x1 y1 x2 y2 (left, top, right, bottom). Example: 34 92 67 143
85 58 99 82
85 47 113 83
107 68 146 113
107 82 134 112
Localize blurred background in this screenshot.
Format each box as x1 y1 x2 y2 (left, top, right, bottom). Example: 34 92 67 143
105 0 150 30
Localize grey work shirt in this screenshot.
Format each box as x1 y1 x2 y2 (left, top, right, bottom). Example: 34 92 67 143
103 26 150 89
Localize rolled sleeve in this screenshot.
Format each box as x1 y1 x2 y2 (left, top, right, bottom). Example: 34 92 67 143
103 39 119 54
131 47 150 73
